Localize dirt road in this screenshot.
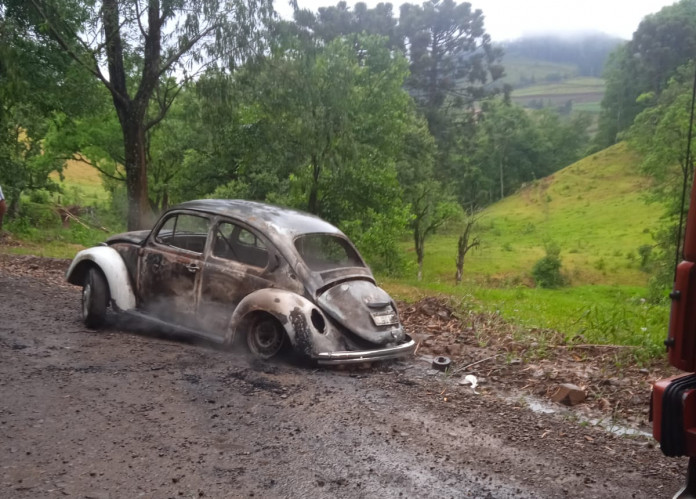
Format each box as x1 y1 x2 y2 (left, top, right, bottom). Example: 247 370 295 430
0 257 686 498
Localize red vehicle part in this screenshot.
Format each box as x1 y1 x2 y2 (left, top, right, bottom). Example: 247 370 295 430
665 165 696 374
652 145 696 458
652 374 696 457
667 261 696 372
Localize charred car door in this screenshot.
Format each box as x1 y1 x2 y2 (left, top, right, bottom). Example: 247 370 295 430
197 219 280 337
137 212 211 326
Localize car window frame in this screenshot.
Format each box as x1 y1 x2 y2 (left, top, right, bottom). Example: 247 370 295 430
147 210 213 257
292 232 366 272
208 216 277 271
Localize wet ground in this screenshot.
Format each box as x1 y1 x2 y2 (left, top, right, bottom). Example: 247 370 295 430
0 255 688 498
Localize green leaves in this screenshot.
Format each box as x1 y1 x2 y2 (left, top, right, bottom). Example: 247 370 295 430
597 0 696 148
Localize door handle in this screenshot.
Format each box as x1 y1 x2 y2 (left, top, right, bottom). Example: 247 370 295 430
186 263 200 273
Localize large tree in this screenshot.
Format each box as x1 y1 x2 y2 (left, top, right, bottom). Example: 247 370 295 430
15 0 272 229
627 62 696 291
596 0 696 148
398 0 503 125
222 32 417 224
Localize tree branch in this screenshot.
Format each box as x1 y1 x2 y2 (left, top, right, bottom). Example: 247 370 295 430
157 23 218 80
68 154 126 182
27 0 126 105
145 83 184 130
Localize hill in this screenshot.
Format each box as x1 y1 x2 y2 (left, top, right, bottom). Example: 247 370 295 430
498 34 622 117
415 142 663 287
502 33 623 79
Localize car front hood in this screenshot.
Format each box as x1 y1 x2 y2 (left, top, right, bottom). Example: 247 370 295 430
106 230 151 246
316 280 406 346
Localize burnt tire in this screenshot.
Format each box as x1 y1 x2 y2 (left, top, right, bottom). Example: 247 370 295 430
82 267 108 329
246 316 285 359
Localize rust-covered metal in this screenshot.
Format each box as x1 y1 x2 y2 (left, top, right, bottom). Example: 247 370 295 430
66 199 416 364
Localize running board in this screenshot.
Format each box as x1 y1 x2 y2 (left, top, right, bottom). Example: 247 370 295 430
121 310 225 345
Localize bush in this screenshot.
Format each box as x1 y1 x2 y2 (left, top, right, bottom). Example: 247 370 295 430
342 206 412 277
638 244 653 270
532 242 565 288
17 202 61 229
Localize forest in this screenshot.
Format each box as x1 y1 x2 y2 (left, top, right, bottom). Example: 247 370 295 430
2 0 696 356
0 0 592 274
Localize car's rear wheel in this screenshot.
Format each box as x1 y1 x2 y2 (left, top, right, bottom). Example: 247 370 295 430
82 267 108 328
246 316 285 359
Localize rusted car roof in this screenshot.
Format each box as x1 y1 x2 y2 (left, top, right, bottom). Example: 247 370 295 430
173 199 342 239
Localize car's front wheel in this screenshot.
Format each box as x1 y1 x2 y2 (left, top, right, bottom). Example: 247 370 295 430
82 267 108 328
246 316 285 359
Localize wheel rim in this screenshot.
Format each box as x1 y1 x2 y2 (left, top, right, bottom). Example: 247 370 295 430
248 319 283 359
82 282 92 319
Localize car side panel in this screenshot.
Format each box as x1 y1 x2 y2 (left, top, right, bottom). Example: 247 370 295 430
197 257 275 339
137 245 203 325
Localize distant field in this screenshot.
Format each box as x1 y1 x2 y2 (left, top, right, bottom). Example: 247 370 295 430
572 101 602 113
502 52 606 115
408 142 661 288
510 76 605 113
512 76 604 97
50 158 109 206
500 56 578 86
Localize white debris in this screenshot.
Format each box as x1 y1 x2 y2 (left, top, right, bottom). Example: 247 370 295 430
459 374 479 394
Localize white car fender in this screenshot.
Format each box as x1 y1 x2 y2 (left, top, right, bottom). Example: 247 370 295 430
65 246 137 311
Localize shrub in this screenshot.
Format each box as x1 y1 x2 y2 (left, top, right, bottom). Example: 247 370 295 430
638 244 653 270
341 206 413 277
18 202 61 229
532 242 565 288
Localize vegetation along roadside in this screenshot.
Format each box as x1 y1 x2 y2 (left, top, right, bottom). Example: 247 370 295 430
3 0 696 365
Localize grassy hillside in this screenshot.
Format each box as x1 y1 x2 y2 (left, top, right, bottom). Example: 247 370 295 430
387 142 667 357
50 158 108 205
411 142 662 288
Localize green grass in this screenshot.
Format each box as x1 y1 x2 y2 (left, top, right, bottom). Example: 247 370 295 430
3 160 120 258
382 279 667 360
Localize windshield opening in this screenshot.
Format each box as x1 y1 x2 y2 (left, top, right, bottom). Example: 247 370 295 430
294 234 364 271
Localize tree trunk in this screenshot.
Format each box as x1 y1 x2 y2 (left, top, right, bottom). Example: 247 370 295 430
455 219 479 285
308 154 320 214
415 230 424 281
499 155 504 200
455 233 465 285
102 0 160 231
120 111 153 230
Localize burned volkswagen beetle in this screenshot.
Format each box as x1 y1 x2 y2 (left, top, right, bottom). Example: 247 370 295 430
66 200 415 364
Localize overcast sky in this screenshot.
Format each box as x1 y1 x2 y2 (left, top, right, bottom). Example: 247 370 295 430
274 0 678 41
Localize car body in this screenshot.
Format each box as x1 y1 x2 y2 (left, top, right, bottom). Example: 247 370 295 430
65 199 416 365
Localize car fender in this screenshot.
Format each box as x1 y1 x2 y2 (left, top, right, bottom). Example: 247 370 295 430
227 289 339 357
65 246 137 311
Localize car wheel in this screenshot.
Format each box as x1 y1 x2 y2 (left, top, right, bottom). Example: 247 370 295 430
246 316 285 359
82 267 108 328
